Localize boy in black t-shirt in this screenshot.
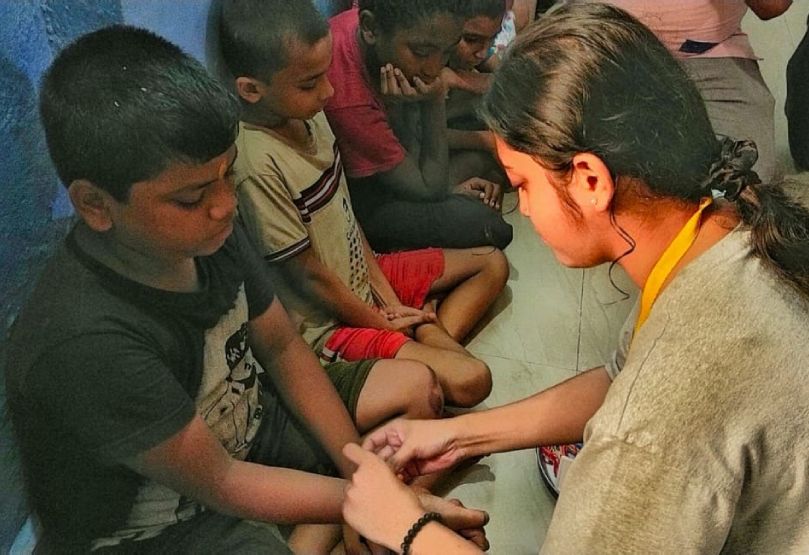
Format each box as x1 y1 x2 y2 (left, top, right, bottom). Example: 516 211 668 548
5 25 486 553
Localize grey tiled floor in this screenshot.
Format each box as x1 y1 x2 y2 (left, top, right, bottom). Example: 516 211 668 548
447 203 637 553
444 6 809 552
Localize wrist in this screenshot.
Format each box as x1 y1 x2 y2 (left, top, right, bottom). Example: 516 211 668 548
399 512 443 555
407 522 454 555
380 504 426 553
423 85 448 106
373 311 393 330
482 130 496 153
447 414 475 459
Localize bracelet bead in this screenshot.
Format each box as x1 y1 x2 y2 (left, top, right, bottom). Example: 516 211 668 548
401 511 443 554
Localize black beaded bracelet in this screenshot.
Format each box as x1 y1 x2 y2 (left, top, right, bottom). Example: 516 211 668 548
401 512 443 554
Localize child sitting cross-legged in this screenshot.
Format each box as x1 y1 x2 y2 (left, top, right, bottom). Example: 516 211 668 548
4 25 488 554
220 0 509 409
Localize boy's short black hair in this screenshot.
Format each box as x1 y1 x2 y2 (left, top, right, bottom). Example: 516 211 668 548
219 0 330 82
358 0 465 34
460 0 507 20
39 25 239 202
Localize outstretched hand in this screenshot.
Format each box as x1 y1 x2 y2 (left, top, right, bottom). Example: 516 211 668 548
343 443 434 551
343 444 489 552
361 418 465 482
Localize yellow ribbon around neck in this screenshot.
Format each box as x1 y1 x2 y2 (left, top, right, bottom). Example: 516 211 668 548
634 197 713 336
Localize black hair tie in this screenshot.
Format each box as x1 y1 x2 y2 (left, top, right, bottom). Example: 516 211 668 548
704 136 762 201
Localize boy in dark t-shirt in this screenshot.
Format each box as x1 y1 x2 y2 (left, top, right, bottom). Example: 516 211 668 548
5 25 486 553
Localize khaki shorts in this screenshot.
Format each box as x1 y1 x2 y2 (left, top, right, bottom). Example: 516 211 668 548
246 358 377 473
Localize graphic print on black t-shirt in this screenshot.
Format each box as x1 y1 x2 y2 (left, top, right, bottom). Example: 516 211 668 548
197 285 263 457
204 319 261 451
93 285 264 548
225 322 249 370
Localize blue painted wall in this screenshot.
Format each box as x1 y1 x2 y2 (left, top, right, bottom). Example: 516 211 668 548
0 1 350 548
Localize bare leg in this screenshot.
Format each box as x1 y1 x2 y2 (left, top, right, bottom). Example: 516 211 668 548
430 247 509 342
354 359 444 433
396 340 491 408
288 524 341 554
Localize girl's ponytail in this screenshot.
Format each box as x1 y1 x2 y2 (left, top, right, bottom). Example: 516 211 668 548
736 180 809 297
705 137 809 298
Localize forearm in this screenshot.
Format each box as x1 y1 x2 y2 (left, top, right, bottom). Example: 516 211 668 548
362 231 401 308
271 339 361 477
418 96 450 191
278 255 389 330
453 366 611 457
447 129 495 152
215 460 345 524
304 271 389 329
409 523 481 555
450 71 492 95
249 302 362 477
128 415 347 527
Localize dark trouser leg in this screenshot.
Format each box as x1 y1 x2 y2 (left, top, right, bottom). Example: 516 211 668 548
787 18 809 171
682 57 777 182
358 194 513 252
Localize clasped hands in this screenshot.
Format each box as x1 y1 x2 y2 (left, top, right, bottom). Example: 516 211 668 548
379 65 502 212
377 304 436 337
343 443 488 554
342 418 487 553
379 64 448 103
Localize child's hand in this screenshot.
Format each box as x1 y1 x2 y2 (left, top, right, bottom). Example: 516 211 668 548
362 417 466 480
342 444 427 552
439 66 463 90
380 64 447 103
382 304 436 320
414 492 489 551
342 445 490 552
440 67 485 94
382 305 437 336
453 177 502 210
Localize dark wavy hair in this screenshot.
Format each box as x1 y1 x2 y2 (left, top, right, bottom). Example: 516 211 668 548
40 25 239 202
483 3 809 297
460 0 507 20
357 0 464 34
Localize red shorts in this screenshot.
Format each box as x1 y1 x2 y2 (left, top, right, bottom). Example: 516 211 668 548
322 248 444 362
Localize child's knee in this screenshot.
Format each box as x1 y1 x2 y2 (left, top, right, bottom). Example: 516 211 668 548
485 248 510 287
404 362 444 419
451 357 492 407
486 216 513 250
